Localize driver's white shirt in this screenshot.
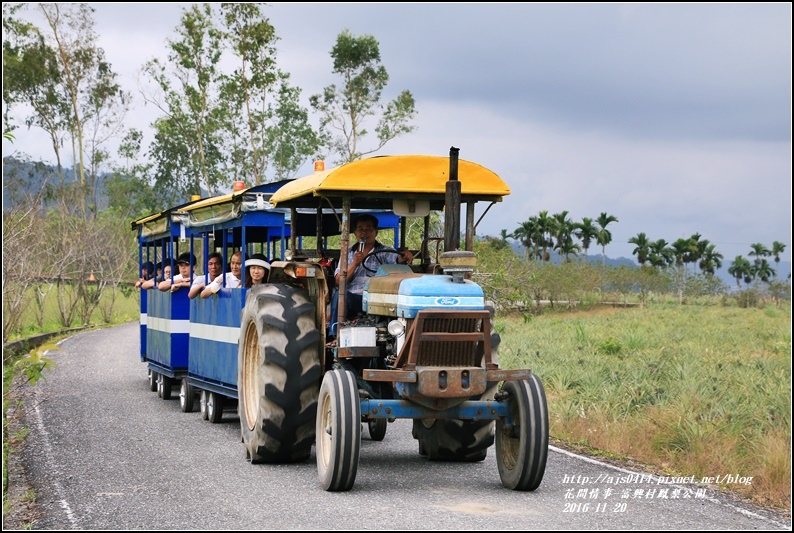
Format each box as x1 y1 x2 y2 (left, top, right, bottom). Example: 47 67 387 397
335 242 399 295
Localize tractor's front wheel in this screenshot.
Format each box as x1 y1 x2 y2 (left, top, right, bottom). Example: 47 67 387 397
238 284 321 463
496 375 549 491
316 369 361 491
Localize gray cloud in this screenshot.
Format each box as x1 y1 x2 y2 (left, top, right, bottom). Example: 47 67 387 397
5 2 790 262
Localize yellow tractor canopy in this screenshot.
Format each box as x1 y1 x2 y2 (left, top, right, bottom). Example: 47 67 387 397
270 155 510 210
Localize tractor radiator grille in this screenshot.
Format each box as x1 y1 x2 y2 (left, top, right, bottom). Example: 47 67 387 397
414 315 484 367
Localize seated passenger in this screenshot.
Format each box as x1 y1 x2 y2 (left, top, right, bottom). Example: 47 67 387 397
134 261 155 289
188 252 223 299
244 253 271 288
201 250 243 297
140 263 169 290
158 253 202 293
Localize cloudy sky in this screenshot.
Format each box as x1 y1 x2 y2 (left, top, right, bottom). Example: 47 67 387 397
4 3 791 261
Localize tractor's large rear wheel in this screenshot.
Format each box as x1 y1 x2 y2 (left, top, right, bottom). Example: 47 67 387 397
496 374 549 491
412 417 494 462
412 381 497 462
316 369 361 491
238 284 321 463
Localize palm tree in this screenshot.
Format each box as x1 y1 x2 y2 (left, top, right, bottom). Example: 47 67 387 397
573 217 598 260
550 210 573 259
753 259 775 283
648 239 672 268
628 232 650 265
698 243 724 276
512 219 535 260
670 238 693 303
595 212 619 265
748 242 771 265
728 256 752 290
670 238 692 269
534 211 553 262
557 237 581 262
771 241 786 276
685 233 703 274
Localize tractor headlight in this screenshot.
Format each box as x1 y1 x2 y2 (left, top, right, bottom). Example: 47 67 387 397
284 249 294 261
387 320 405 337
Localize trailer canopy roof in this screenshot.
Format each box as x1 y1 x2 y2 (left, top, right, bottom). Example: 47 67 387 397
269 155 510 210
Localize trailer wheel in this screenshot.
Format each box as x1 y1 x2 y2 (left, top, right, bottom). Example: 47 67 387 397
199 390 209 421
179 379 194 412
496 375 549 491
148 370 158 392
207 392 224 424
238 284 321 463
316 369 361 491
367 418 387 441
157 375 172 400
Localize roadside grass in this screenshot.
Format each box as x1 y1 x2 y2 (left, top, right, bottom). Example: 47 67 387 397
496 303 791 510
6 284 139 342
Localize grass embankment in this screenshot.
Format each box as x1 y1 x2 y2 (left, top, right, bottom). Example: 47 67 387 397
497 304 791 510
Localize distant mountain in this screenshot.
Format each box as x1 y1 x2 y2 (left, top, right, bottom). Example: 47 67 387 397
2 156 109 210
505 241 790 291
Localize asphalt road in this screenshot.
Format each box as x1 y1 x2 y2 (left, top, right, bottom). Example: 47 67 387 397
10 322 791 530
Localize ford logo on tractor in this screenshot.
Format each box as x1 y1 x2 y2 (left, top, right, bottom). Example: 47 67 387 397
436 297 460 306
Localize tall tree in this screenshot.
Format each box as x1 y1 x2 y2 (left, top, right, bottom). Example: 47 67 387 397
512 218 535 261
648 238 672 268
103 129 163 218
752 259 775 283
2 4 69 195
595 212 619 265
534 210 553 262
143 3 226 197
628 232 650 265
698 243 723 276
670 237 694 303
218 3 320 184
38 4 126 217
144 3 320 198
770 241 786 276
557 238 581 262
310 29 417 164
550 210 573 258
4 4 127 217
748 242 771 265
728 255 752 290
573 217 598 260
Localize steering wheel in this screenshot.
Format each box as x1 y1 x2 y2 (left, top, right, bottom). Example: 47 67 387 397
361 247 401 274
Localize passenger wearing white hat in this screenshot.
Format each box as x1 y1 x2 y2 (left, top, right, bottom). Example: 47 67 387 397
244 253 271 288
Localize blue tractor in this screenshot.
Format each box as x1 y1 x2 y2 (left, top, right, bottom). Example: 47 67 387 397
237 149 549 491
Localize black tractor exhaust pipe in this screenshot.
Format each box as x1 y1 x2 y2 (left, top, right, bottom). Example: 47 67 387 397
444 146 461 252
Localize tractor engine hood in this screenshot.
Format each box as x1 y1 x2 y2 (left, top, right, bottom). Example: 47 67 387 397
363 265 485 318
